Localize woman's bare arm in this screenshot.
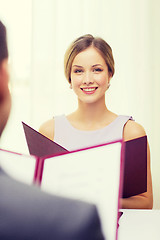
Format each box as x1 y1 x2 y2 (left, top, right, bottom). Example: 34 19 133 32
120 120 153 209
39 119 55 141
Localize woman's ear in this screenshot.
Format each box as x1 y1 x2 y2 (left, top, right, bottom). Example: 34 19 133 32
69 83 72 89
107 72 112 89
107 82 111 88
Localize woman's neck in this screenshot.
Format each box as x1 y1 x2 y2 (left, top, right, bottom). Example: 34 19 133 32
67 97 118 131
77 100 109 123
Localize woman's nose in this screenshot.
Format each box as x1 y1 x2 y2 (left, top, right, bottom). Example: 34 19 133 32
82 72 94 85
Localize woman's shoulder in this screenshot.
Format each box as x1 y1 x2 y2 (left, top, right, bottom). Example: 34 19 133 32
123 119 146 141
39 118 55 141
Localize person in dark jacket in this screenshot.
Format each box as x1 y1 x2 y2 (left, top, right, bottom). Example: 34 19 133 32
0 20 105 240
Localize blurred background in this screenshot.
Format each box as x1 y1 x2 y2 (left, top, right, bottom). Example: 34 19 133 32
0 0 160 208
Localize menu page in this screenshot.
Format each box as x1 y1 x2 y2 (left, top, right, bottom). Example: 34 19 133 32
41 141 122 240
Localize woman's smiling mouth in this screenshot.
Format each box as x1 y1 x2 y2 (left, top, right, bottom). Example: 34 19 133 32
80 87 98 94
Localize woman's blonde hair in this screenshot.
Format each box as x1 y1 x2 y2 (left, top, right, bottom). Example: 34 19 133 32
64 34 115 83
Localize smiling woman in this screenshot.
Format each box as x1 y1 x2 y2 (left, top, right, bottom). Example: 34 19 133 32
39 34 153 209
70 46 111 104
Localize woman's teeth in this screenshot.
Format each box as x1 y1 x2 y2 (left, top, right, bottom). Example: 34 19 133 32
81 87 97 92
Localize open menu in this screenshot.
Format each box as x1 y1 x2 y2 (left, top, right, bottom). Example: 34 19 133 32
22 122 147 198
0 122 147 240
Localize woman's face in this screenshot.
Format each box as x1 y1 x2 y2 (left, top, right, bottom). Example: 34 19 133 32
70 46 111 104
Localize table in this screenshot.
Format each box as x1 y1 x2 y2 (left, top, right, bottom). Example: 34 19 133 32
118 209 160 240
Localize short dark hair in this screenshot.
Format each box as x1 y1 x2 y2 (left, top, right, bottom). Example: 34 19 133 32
0 21 8 62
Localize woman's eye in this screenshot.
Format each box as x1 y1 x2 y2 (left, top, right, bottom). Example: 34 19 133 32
93 68 103 72
74 69 83 73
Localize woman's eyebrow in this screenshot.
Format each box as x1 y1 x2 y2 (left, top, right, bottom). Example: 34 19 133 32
92 64 103 67
72 64 103 68
72 65 83 68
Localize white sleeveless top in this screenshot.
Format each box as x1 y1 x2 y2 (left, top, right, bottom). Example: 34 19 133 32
54 115 133 151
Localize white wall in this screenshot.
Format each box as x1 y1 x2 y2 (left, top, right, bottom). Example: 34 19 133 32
0 0 160 208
